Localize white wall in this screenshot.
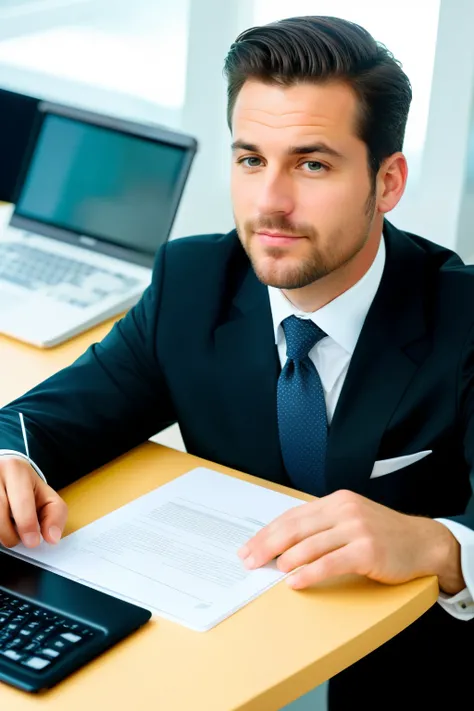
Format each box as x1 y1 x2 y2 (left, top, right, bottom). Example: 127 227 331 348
406 0 474 259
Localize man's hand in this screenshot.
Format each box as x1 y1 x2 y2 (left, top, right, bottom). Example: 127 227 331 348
238 489 464 593
0 457 68 549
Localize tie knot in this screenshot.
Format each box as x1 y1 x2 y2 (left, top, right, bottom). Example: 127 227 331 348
282 315 327 361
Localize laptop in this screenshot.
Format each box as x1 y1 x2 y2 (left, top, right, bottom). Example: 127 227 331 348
0 549 151 692
0 100 197 347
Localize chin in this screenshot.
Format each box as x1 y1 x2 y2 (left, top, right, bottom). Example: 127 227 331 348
251 250 330 289
253 262 308 289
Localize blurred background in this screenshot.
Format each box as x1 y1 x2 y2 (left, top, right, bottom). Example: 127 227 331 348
0 1 471 708
2 0 473 259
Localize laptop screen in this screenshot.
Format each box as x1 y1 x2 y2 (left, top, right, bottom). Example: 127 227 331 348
14 113 190 256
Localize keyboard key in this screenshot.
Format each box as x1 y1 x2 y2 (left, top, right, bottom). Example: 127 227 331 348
25 620 44 632
22 656 51 670
10 614 29 624
41 648 60 659
31 632 49 645
60 632 82 644
44 615 59 623
31 610 50 620
19 628 34 637
78 627 95 637
49 638 70 652
6 637 26 649
42 624 59 637
2 649 24 662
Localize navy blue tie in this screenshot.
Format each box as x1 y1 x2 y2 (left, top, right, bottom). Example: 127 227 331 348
277 315 328 496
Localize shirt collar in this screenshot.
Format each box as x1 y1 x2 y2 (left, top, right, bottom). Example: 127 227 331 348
268 235 386 355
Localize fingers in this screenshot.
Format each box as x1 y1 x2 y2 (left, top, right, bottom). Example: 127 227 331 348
286 542 362 589
238 502 329 569
0 458 68 548
0 488 20 548
36 493 68 545
238 490 372 570
276 527 348 574
5 469 41 547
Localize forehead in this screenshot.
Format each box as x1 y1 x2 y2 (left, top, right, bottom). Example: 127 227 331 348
232 79 360 143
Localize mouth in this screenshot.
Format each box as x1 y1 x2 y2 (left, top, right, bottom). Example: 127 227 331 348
255 231 305 247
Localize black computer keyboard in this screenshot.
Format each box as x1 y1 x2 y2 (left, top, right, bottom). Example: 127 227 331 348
0 590 97 674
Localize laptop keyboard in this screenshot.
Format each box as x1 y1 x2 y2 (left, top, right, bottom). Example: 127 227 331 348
0 242 140 308
0 590 97 673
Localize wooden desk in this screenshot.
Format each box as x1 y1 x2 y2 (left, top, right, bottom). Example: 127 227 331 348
0 318 119 406
0 323 438 710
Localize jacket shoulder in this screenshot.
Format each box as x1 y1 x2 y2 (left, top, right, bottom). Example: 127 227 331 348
165 230 241 260
388 221 474 282
159 229 247 284
150 229 249 316
393 224 474 320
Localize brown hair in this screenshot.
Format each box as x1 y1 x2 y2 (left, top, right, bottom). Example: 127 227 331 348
223 16 412 182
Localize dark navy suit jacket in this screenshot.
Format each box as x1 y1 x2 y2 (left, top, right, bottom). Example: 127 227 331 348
1 219 473 704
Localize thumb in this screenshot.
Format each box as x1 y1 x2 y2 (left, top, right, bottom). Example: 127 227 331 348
35 482 68 545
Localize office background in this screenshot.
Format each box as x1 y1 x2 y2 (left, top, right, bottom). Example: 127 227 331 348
0 0 471 708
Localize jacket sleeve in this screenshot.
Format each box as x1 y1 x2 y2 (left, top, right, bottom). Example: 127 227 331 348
454 321 474 532
0 244 176 491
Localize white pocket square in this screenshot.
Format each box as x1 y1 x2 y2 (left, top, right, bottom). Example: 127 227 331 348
369 450 432 479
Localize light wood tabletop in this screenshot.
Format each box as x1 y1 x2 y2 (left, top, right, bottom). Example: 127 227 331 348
0 321 439 710
0 317 119 407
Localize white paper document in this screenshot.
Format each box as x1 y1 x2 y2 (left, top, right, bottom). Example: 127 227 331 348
5 467 303 631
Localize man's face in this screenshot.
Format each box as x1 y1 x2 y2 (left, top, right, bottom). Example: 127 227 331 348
231 80 378 289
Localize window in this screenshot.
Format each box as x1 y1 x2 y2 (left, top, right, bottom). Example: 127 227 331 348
0 0 189 127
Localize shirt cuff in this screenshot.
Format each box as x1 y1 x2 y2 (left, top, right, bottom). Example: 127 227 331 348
435 518 474 620
0 450 48 484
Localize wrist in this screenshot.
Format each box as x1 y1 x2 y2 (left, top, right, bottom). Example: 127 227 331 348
423 518 465 594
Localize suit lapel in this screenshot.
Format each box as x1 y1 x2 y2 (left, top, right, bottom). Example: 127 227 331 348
325 221 432 494
212 223 432 495
213 245 287 484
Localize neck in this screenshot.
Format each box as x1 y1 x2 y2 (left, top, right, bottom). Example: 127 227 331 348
282 219 383 312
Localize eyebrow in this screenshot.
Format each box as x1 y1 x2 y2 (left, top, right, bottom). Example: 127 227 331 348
231 140 344 160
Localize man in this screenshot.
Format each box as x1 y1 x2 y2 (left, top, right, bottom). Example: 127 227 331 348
0 15 472 708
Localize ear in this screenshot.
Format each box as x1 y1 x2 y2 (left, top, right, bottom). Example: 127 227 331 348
376 152 408 214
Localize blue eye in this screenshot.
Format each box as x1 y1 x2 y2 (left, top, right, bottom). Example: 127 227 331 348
239 156 262 168
303 161 325 172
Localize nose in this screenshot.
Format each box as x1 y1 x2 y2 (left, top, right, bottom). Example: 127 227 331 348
255 170 295 216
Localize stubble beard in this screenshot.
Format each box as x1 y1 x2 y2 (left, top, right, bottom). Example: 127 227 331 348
236 189 377 290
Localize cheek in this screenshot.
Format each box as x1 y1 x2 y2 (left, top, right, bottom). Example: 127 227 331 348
299 177 366 221
230 173 249 215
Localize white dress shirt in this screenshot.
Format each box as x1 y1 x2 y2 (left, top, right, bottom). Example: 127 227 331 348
1 235 474 618
268 236 474 620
